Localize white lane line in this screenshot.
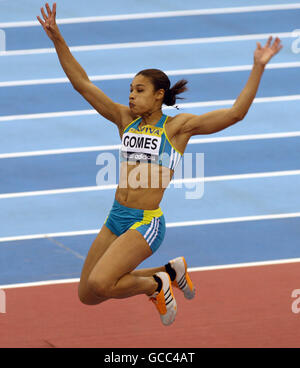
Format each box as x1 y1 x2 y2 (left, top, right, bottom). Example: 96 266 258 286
178 170 300 183
0 184 116 199
0 109 97 122
0 230 99 243
0 278 81 289
1 256 300 289
188 257 300 272
0 94 299 122
1 62 299 88
167 212 300 227
2 256 300 290
0 212 300 244
189 131 300 144
0 169 300 199
1 4 300 28
1 131 300 159
0 32 294 56
2 257 300 289
0 145 122 158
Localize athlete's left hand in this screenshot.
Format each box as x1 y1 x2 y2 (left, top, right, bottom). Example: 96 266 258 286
254 36 283 66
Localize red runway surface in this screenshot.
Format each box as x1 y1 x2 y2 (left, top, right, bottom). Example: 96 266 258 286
1 262 300 348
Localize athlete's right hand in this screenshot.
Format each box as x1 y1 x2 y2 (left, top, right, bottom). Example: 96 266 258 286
37 2 60 42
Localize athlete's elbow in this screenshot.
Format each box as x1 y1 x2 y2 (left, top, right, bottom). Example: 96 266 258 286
72 81 86 94
235 113 246 122
72 83 82 93
71 78 91 94
226 113 244 131
231 107 246 122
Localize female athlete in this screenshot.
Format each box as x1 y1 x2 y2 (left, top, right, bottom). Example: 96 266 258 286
37 3 283 326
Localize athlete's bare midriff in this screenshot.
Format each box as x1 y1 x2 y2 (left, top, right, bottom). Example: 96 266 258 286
115 161 174 210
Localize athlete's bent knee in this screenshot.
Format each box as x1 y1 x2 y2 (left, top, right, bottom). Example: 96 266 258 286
78 283 108 305
87 274 113 299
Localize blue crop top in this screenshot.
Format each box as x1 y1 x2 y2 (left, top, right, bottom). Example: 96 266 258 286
120 114 183 171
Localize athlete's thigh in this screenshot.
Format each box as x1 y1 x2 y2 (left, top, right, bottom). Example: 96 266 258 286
89 229 153 285
78 224 117 292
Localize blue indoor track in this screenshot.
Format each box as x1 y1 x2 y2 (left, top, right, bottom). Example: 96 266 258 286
0 0 300 286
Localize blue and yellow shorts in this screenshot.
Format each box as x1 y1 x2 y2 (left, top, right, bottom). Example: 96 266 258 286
104 199 166 253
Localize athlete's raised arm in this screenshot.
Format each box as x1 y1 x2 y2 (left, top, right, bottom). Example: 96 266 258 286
179 36 283 137
37 3 131 126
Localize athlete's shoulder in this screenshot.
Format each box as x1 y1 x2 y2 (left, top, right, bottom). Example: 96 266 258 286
166 113 196 123
164 113 196 136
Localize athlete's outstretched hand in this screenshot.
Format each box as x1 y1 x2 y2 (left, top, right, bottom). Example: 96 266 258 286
254 36 283 66
37 2 60 42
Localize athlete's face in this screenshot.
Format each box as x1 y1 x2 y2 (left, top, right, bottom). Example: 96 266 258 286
129 75 164 115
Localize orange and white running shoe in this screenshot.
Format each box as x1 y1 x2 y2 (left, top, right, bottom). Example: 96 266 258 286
150 272 177 326
169 257 195 300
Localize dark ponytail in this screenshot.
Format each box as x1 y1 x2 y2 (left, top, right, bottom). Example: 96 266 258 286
136 69 188 107
163 79 188 107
